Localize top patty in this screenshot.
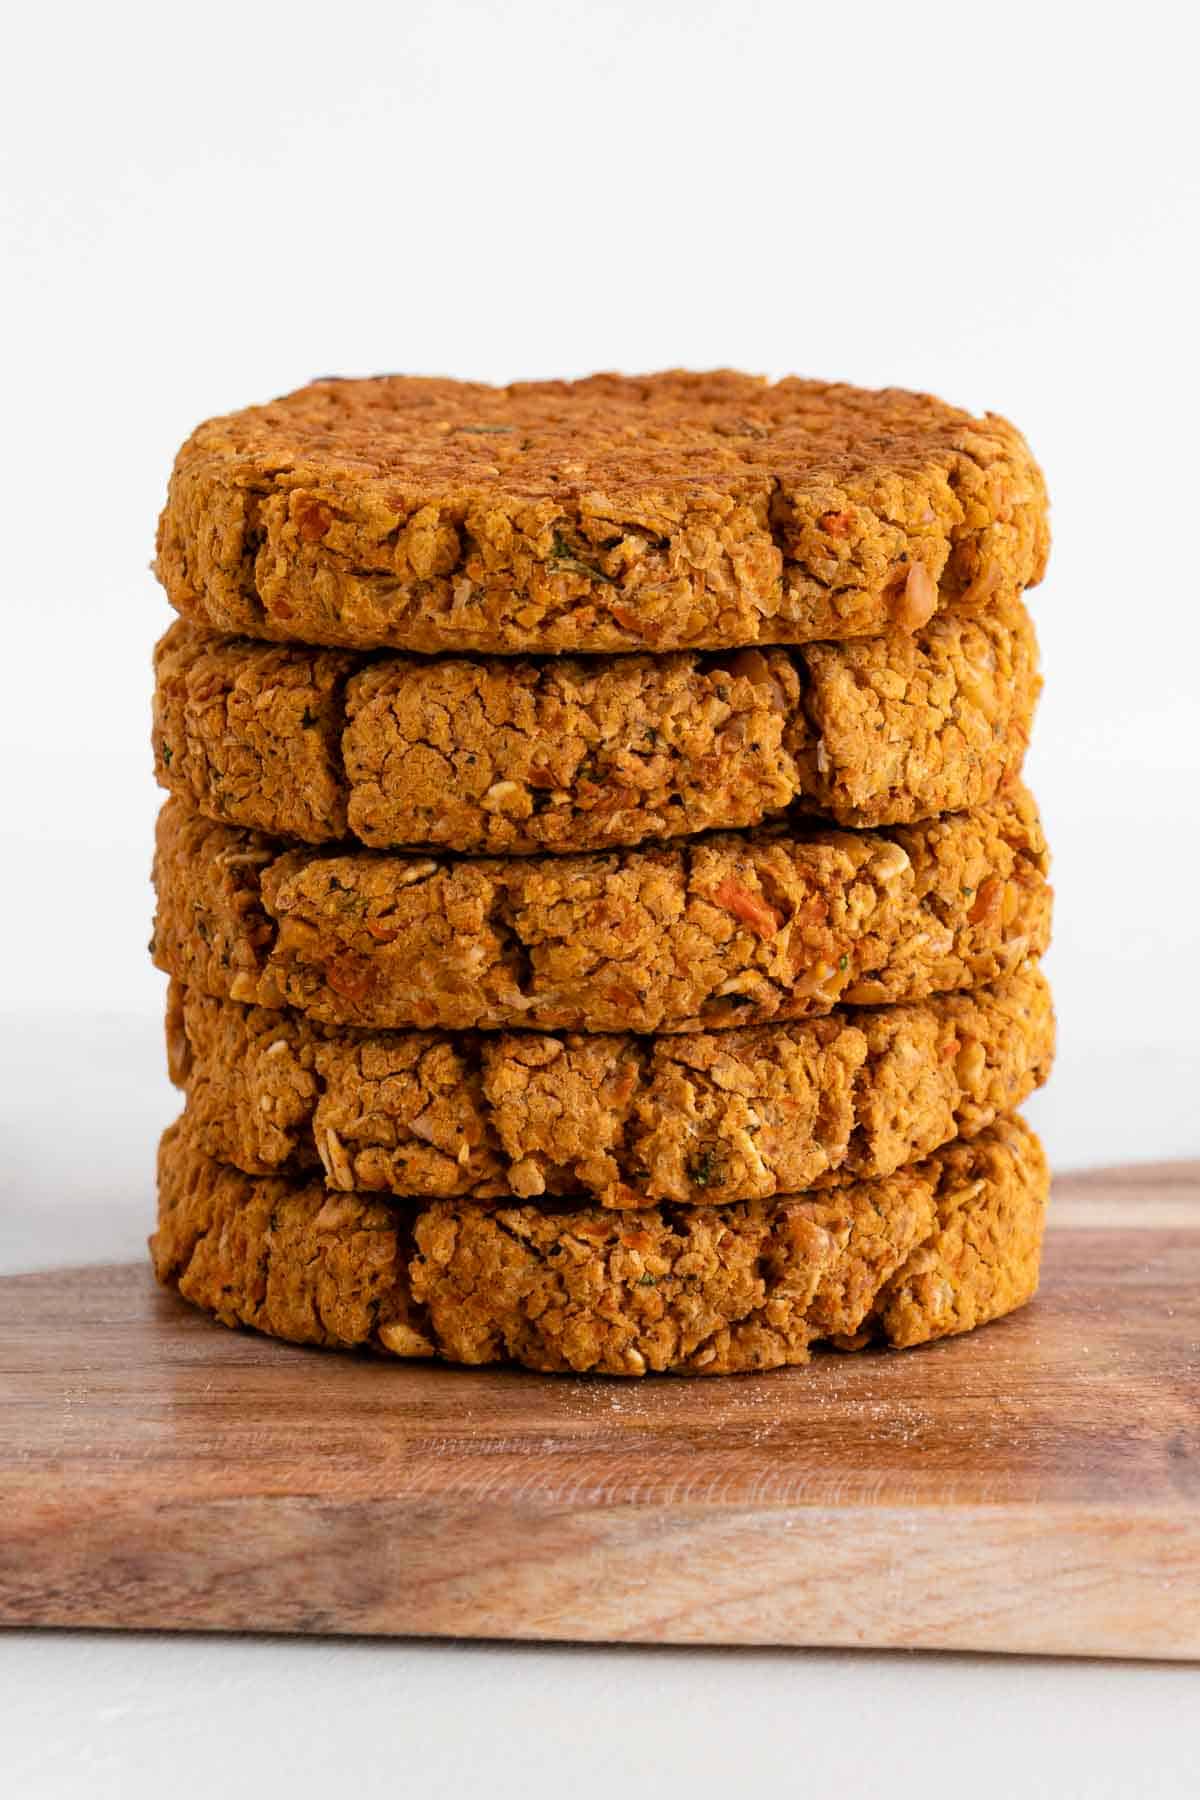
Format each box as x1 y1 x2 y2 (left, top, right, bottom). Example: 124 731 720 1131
156 370 1049 656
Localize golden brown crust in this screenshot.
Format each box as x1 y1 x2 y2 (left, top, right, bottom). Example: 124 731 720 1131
151 1114 1048 1375
153 596 1038 850
153 625 354 841
786 596 1039 830
155 370 1049 657
151 788 1051 1033
168 964 1053 1207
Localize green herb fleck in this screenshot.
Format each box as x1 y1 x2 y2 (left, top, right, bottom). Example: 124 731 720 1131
550 530 614 584
460 424 514 435
688 1148 723 1188
160 741 173 766
637 1272 657 1287
838 954 848 971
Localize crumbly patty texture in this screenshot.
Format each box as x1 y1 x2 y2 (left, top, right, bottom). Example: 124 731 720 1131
152 1113 1048 1375
155 370 1049 657
168 963 1053 1208
151 787 1051 1033
153 595 1038 851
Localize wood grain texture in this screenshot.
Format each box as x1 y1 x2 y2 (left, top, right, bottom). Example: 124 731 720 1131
1 1165 1198 1658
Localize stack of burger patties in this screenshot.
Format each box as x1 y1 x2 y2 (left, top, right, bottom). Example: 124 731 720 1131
150 371 1053 1377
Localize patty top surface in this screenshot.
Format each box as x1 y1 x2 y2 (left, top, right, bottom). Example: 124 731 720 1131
166 369 1037 502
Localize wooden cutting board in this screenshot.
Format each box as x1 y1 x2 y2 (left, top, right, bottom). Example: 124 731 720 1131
1 1163 1197 1659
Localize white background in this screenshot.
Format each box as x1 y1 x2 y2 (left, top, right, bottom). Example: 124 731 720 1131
2 1 1198 1793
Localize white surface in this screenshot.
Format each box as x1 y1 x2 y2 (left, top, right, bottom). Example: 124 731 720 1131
3 0 1199 1791
1 1634 1198 1800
